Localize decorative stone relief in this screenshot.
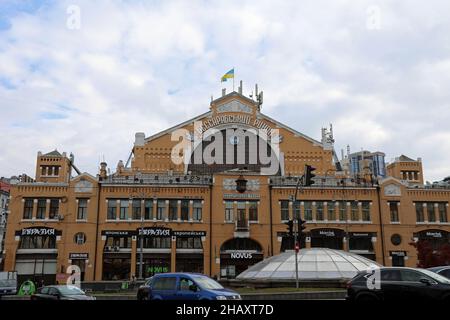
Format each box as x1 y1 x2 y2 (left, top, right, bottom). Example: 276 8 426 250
384 184 401 196
75 180 93 193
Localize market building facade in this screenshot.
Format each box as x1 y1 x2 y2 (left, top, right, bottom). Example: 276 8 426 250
3 86 450 283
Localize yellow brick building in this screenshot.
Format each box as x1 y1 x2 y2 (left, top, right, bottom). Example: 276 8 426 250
3 88 450 283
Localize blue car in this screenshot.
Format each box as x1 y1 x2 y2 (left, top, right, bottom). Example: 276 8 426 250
146 273 241 300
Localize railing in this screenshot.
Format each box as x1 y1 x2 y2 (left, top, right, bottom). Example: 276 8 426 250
270 176 376 188
235 218 249 231
101 174 213 186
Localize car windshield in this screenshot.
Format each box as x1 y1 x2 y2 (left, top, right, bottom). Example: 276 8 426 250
192 276 224 290
420 269 450 284
57 286 85 295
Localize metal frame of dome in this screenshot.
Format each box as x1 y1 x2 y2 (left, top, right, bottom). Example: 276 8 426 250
236 248 382 281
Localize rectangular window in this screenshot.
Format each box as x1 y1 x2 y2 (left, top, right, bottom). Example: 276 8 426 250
280 200 289 221
36 199 46 219
438 203 448 223
144 200 153 220
316 202 324 221
193 200 202 221
327 202 336 221
389 202 399 222
181 200 189 221
169 200 178 221
225 201 234 222
351 202 359 221
427 203 435 222
77 199 88 220
249 202 258 222
415 202 424 222
293 201 300 220
339 201 347 221
132 199 142 220
54 166 60 176
157 200 166 220
49 199 59 219
119 200 128 220
362 202 371 221
304 201 312 221
23 199 33 219
107 199 117 220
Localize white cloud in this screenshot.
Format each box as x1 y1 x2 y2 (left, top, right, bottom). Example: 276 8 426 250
0 0 450 181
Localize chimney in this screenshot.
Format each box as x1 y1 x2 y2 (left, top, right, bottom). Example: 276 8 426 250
134 132 145 147
238 80 243 94
99 162 108 180
222 88 226 97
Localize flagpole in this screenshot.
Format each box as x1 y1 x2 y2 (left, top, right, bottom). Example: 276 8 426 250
233 67 235 92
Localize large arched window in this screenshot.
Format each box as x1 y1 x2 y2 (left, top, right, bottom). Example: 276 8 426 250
220 238 262 252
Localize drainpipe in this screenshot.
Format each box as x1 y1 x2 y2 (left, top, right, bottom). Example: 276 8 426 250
376 185 386 266
269 184 274 256
93 182 101 280
209 183 213 277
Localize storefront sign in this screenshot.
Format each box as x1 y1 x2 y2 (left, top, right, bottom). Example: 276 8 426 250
16 227 61 236
349 232 376 237
425 232 442 238
390 251 406 257
173 231 207 237
101 230 136 236
69 253 89 259
415 230 448 239
230 252 254 259
311 229 345 238
138 228 171 237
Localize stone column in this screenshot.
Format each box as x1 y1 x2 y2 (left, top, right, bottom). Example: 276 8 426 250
131 235 137 278
171 236 177 272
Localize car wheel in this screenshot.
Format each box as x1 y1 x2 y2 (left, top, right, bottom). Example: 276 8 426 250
355 293 378 302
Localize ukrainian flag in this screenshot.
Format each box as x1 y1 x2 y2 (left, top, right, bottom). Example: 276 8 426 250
221 68 234 82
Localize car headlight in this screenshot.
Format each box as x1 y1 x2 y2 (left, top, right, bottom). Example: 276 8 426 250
216 295 227 300
236 295 242 300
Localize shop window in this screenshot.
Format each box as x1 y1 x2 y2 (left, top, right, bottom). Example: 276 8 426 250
132 199 142 220
119 200 129 220
225 201 234 222
415 202 424 222
144 200 153 220
438 203 448 223
102 258 131 280
36 199 46 219
74 232 86 245
193 200 202 221
157 200 166 220
143 237 171 249
427 203 435 222
362 202 371 221
107 199 117 220
105 236 132 248
280 200 289 221
169 200 178 221
77 199 88 220
181 200 189 221
249 202 258 222
389 202 399 222
327 202 336 221
19 235 56 249
349 237 373 251
23 199 33 219
316 202 324 221
176 237 203 249
304 201 312 221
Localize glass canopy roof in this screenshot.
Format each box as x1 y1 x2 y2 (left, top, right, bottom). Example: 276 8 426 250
236 248 381 281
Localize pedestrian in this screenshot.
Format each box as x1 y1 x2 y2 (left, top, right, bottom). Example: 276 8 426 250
131 274 137 289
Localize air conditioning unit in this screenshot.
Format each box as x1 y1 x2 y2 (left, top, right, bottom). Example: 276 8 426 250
105 246 113 251
113 246 120 252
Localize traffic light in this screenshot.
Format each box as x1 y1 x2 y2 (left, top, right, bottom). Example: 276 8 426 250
296 218 307 248
304 164 316 186
285 219 293 237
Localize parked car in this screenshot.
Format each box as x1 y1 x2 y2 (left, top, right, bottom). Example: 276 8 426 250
428 266 450 279
137 277 153 301
144 273 241 300
0 271 17 297
31 285 96 300
346 267 450 301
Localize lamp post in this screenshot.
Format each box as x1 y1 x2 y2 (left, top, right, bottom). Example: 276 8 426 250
292 174 305 289
130 191 146 280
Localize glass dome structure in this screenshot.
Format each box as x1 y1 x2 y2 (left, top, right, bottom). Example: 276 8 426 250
236 248 381 281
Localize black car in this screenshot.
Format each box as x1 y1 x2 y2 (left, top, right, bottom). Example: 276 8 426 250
346 267 450 301
31 285 96 300
137 277 153 301
428 266 450 279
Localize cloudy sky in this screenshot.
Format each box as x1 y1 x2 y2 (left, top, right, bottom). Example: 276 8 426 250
1 0 450 182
